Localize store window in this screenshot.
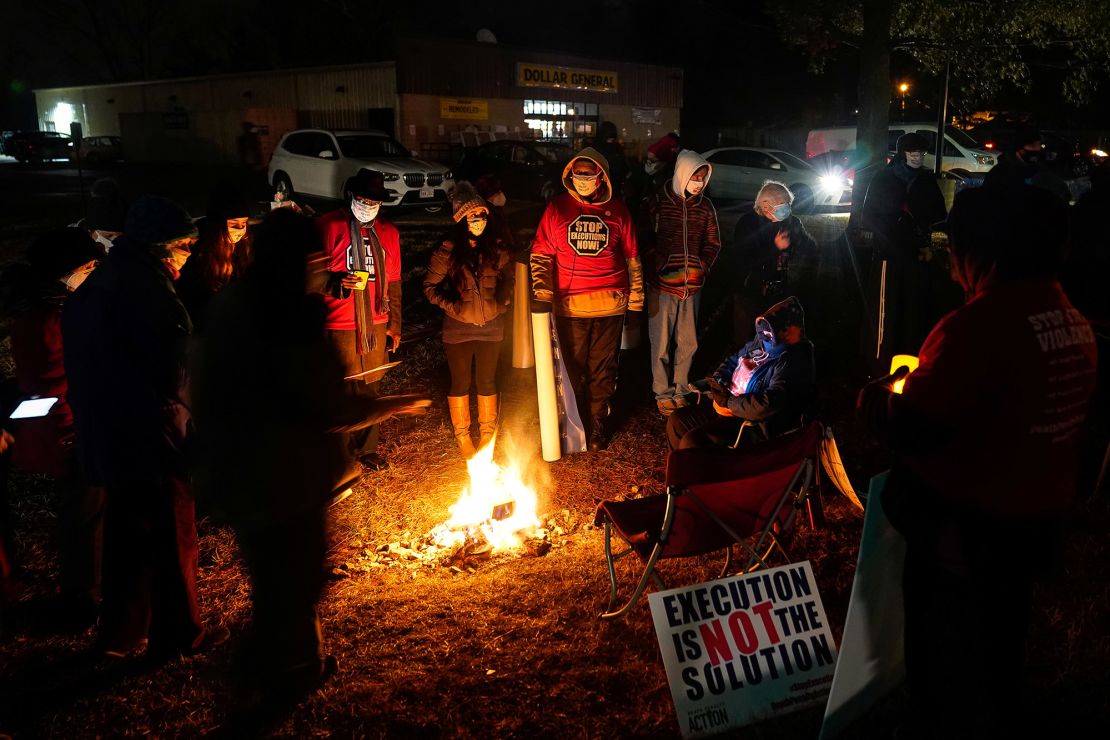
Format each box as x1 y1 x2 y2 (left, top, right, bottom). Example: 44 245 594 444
523 99 599 144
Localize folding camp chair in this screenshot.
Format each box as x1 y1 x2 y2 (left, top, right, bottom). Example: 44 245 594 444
594 421 822 619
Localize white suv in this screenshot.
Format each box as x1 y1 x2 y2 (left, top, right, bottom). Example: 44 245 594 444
268 128 454 207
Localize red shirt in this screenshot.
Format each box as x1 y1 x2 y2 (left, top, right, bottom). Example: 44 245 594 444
532 192 637 298
316 208 401 330
899 278 1097 517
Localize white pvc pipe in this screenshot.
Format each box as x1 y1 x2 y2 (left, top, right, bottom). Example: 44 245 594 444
512 261 535 369
531 312 561 462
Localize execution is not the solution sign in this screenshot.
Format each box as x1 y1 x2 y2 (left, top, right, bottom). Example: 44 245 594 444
648 561 838 738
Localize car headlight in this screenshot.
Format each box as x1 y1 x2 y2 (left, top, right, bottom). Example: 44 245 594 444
817 174 847 194
1091 148 1108 159
974 155 995 166
382 173 400 182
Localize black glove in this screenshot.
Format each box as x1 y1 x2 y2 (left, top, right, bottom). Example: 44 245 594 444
531 299 552 314
706 377 730 407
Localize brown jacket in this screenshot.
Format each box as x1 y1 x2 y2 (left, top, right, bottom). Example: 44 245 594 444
423 237 514 327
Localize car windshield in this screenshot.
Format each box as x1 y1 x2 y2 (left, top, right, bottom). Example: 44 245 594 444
532 143 575 162
945 126 979 149
770 151 812 170
337 134 409 159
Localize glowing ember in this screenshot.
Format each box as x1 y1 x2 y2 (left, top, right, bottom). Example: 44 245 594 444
429 436 543 553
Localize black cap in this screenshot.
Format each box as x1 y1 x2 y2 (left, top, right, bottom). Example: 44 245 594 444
205 181 251 221
896 132 929 154
125 195 198 246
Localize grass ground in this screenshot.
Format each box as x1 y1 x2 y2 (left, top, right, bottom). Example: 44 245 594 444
0 180 1107 738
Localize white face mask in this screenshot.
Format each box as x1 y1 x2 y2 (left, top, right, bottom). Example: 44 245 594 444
92 232 116 252
489 192 507 207
61 263 96 292
905 152 925 169
166 251 190 274
571 173 600 198
351 199 380 223
227 219 248 244
686 180 705 196
467 216 488 237
644 160 661 175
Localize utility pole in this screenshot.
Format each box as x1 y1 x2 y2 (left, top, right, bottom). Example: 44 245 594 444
934 61 950 176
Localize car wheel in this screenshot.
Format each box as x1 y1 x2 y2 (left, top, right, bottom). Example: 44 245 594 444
540 181 557 202
273 171 294 198
791 184 814 214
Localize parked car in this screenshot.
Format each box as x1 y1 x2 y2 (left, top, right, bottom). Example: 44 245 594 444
700 146 852 212
267 128 454 208
3 131 73 164
455 140 576 201
807 123 996 176
75 135 123 165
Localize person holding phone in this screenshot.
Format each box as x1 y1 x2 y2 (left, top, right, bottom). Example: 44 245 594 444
315 169 402 470
0 227 103 628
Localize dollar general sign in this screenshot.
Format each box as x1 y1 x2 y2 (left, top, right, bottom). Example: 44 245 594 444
517 63 618 93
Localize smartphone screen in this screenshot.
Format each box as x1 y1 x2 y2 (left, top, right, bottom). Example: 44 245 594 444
9 397 59 419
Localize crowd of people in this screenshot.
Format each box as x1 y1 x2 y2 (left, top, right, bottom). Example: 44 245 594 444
0 120 1105 732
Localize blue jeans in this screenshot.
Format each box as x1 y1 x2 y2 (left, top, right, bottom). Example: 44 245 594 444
647 289 700 401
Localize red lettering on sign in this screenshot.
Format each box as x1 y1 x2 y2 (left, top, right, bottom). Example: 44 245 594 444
752 601 781 644
698 619 734 667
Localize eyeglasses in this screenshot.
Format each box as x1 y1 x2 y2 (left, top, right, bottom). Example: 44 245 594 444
572 172 600 182
353 196 382 207
467 212 489 221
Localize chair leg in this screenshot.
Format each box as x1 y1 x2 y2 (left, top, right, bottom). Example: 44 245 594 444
602 521 619 613
601 541 667 619
719 545 734 578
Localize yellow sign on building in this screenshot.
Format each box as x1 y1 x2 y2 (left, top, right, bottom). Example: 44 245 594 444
516 63 618 93
440 98 489 120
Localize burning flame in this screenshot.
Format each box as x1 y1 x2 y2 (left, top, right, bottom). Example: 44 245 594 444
430 437 542 552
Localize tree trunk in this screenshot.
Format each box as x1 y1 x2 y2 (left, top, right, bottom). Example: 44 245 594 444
849 0 895 226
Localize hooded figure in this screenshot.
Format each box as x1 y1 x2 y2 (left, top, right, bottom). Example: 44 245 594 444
640 149 722 414
62 195 222 660
666 296 816 449
530 148 644 449
861 132 947 376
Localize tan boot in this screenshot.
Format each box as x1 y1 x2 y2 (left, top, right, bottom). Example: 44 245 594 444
477 394 499 449
447 395 476 458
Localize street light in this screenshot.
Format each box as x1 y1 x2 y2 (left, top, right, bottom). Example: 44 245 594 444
899 82 910 117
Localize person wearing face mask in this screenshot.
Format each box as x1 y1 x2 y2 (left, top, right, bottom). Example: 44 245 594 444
192 209 430 705
666 295 816 450
316 169 403 471
423 182 515 457
63 195 229 661
857 187 1096 737
177 183 254 329
861 132 947 376
0 228 104 629
640 149 721 415
724 181 816 348
531 148 644 451
627 133 682 215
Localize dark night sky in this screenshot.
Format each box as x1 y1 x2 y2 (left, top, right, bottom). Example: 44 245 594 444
2 0 1105 134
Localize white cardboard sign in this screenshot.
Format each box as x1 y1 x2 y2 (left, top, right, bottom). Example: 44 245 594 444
649 561 838 738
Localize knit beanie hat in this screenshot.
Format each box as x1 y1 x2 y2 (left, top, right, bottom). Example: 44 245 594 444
758 295 806 335
450 181 488 222
205 181 252 221
125 195 198 246
647 133 681 163
26 228 102 279
85 178 129 232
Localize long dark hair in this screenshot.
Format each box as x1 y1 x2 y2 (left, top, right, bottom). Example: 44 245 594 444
190 217 253 292
443 218 504 290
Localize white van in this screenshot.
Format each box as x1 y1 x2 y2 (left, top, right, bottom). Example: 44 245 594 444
806 123 996 175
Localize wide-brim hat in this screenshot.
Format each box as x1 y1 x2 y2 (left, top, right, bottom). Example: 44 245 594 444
206 181 252 221
345 168 392 201
27 228 102 279
125 195 198 246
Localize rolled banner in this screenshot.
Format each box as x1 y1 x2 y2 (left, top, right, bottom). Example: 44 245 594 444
512 261 535 368
531 311 561 462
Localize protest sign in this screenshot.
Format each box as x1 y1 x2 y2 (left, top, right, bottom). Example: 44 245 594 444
649 561 837 738
819 472 906 739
